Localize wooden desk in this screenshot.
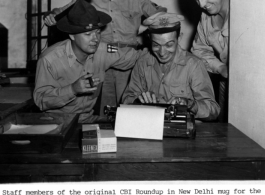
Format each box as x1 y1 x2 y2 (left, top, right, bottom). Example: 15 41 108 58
0 123 265 183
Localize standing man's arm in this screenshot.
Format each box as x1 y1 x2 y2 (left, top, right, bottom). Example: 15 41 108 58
191 17 227 78
44 0 76 26
140 0 167 17
96 42 149 71
137 0 167 35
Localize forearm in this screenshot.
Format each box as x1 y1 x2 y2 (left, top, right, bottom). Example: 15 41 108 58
122 61 147 104
108 46 149 71
43 0 76 26
192 47 226 74
122 80 144 104
191 20 226 73
189 61 220 120
194 99 220 120
122 94 138 104
34 85 76 111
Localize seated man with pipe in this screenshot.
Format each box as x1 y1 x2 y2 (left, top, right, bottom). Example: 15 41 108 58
34 0 147 123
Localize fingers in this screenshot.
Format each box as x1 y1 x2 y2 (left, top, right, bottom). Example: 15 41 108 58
138 92 157 104
167 97 188 105
145 92 153 103
151 93 157 104
141 92 149 103
138 95 145 103
219 67 228 78
44 14 57 26
72 74 100 94
83 74 94 88
142 92 153 103
80 81 97 93
84 86 97 93
221 70 228 78
167 97 176 104
218 65 228 78
171 99 177 105
83 74 100 87
92 78 100 86
179 98 187 105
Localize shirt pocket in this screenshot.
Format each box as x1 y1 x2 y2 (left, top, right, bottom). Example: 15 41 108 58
120 10 141 33
169 83 188 98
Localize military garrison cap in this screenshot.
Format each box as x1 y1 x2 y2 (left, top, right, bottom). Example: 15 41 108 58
143 12 184 34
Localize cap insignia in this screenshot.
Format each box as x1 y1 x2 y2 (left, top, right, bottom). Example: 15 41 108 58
159 17 169 27
85 24 93 29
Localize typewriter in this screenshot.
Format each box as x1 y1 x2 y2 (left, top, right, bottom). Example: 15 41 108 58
104 101 196 139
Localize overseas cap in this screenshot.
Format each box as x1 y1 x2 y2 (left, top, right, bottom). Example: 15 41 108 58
143 12 184 34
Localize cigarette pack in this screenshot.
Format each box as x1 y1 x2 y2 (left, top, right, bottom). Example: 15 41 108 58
82 124 116 154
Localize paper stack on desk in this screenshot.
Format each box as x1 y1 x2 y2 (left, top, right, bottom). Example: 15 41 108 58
82 124 117 154
114 104 165 140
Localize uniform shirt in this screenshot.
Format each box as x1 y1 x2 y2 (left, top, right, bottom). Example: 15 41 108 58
191 11 229 73
58 0 164 45
34 39 146 114
123 46 220 120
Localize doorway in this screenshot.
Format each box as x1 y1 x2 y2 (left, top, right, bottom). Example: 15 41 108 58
0 23 8 70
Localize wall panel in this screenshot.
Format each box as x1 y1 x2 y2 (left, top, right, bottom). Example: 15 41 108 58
229 0 265 149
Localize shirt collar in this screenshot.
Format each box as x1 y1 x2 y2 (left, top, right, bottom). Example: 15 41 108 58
65 40 94 67
65 40 77 67
173 45 188 66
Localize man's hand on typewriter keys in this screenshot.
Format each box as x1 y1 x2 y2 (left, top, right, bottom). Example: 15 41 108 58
138 91 157 103
71 74 100 95
167 97 198 114
167 97 187 105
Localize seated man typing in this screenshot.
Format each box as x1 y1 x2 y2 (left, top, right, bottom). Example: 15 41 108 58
122 12 220 121
33 0 146 123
